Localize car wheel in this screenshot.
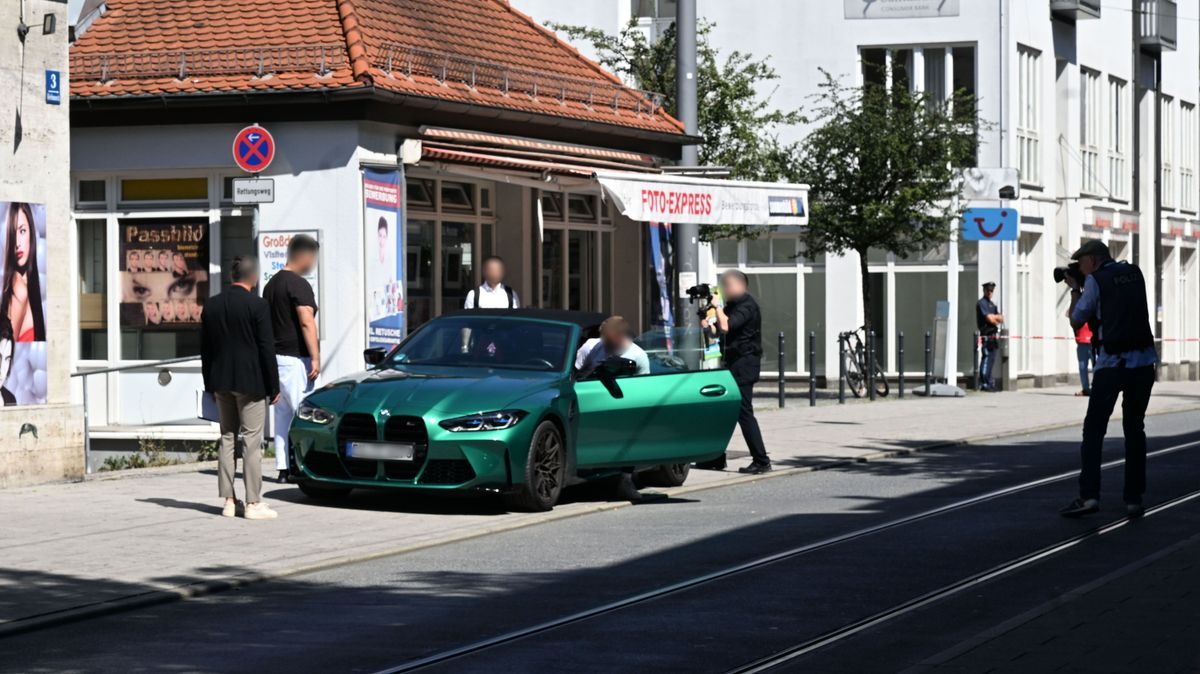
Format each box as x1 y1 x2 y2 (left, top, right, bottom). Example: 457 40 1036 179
640 462 691 488
505 420 566 512
297 482 352 500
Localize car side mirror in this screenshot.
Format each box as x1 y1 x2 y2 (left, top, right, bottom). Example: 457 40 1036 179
593 356 637 399
363 347 387 367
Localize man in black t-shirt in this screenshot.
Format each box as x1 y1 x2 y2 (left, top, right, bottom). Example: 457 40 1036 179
262 234 320 482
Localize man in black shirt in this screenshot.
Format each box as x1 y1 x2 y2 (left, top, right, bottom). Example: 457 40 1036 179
201 257 280 519
700 270 770 474
976 282 1004 391
262 234 320 482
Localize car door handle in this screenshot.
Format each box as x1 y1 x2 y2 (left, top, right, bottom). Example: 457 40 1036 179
699 384 726 397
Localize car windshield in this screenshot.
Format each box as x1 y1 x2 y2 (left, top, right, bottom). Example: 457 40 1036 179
634 326 711 374
388 317 573 372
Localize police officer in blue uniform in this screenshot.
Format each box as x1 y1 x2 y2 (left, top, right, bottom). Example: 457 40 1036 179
1060 240 1157 518
976 282 1004 391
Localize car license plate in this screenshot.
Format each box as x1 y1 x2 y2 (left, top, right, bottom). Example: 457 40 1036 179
346 442 415 461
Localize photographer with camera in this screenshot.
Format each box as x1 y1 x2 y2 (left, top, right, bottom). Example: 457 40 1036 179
976 282 1004 391
696 270 770 474
1060 240 1157 519
1055 263 1094 397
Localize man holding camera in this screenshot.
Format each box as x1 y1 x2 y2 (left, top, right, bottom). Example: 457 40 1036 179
1060 240 1157 519
698 270 770 474
976 282 1004 391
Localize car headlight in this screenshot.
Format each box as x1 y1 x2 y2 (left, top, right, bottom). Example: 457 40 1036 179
439 410 527 432
296 401 337 425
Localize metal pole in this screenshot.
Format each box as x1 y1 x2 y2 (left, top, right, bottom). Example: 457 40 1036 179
898 332 905 399
82 373 91 475
867 330 877 402
838 334 846 404
924 331 933 395
778 331 786 409
973 330 982 391
808 331 816 407
673 0 699 341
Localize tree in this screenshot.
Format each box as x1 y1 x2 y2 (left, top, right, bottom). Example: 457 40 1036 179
797 70 980 332
550 20 801 240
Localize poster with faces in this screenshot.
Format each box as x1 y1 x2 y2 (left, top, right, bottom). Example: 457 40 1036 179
118 222 210 330
0 202 49 406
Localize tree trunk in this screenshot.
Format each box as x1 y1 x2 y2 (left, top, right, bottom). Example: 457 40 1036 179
858 248 872 336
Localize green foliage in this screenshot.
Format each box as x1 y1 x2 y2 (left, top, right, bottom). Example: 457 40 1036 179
797 70 982 329
99 436 179 472
195 441 219 462
550 20 801 241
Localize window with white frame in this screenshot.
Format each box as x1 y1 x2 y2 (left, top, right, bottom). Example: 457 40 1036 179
1108 77 1129 200
1181 101 1196 211
1162 96 1176 208
1017 46 1041 186
1080 68 1102 195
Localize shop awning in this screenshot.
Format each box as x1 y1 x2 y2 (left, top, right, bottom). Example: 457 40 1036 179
594 171 809 226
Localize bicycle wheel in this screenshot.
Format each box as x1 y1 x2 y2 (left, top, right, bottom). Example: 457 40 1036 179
871 359 889 397
842 346 866 398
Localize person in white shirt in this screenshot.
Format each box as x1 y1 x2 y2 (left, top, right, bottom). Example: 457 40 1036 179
465 256 519 309
575 316 651 377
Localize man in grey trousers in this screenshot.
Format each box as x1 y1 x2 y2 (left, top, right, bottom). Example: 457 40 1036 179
201 257 281 520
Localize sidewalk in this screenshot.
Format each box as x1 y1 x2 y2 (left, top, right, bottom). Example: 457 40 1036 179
2 382 1199 634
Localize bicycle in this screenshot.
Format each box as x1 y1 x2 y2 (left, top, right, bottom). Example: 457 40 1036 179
838 326 889 398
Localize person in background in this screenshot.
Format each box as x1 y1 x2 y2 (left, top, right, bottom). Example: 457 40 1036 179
465 256 519 309
1074 321 1094 397
698 270 769 474
1060 240 1157 519
263 234 321 483
976 282 1004 391
201 256 280 520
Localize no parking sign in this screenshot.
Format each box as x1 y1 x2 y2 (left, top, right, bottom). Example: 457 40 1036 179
232 125 275 173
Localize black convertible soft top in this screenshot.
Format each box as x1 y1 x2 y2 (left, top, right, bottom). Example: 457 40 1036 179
439 308 608 331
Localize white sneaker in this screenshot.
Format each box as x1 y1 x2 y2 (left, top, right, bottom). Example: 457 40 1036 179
221 500 243 518
244 502 278 520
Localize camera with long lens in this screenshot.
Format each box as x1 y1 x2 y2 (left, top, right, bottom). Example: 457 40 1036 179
686 283 715 319
1053 262 1085 287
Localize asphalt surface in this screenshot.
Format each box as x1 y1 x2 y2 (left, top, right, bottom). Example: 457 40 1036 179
3 411 1200 673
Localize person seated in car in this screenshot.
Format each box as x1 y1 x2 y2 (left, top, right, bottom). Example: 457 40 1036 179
575 316 650 377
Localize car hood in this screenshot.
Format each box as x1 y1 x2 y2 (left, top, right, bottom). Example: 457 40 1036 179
327 367 559 415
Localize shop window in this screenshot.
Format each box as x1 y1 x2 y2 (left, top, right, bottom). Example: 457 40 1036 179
715 239 739 266
480 188 493 214
868 273 888 368
78 219 107 360
568 230 597 311
746 273 797 373
804 271 826 375
442 222 475 310
631 0 676 18
566 194 597 222
77 180 106 208
119 178 208 204
894 272 945 372
440 181 474 212
407 221 434 328
861 48 887 88
118 218 210 360
219 215 255 290
542 230 564 308
407 179 436 211
541 193 564 221
958 271 980 373
481 223 495 264
601 231 613 313
746 237 772 266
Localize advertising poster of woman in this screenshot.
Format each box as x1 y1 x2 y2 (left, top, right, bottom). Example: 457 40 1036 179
0 202 49 405
118 221 210 332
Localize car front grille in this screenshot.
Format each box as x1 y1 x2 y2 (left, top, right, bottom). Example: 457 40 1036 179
301 450 345 479
381 416 428 481
337 413 378 444
419 459 476 485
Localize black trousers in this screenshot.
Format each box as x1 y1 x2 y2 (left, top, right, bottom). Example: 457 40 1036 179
738 382 769 466
1078 365 1155 502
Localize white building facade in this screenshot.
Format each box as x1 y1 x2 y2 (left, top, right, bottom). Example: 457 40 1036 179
515 0 1199 387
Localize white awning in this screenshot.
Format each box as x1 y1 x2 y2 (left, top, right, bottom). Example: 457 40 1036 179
594 170 809 226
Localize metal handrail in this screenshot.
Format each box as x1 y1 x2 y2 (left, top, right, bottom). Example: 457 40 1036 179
72 355 202 474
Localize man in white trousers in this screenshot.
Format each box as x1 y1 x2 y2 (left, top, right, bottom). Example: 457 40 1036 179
262 234 321 483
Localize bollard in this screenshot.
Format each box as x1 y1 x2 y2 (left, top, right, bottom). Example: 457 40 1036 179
973 330 981 391
867 330 877 402
898 331 905 399
838 333 846 404
778 331 786 409
808 331 816 407
924 331 933 395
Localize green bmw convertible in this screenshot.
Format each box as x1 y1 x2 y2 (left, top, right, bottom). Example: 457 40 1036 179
288 309 741 511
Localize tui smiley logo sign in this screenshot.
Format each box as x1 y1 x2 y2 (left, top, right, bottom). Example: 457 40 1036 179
961 207 1019 241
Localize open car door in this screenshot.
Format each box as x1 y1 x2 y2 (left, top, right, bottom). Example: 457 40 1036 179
573 329 741 469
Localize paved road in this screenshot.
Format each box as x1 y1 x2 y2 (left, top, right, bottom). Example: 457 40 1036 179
4 411 1200 673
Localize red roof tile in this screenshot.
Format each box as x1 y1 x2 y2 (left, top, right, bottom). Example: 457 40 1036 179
70 0 683 136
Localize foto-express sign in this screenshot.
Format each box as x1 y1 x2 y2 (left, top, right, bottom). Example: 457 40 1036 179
595 172 808 225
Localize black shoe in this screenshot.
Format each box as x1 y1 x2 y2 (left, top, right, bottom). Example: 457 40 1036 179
738 462 772 475
1125 502 1145 518
1059 498 1099 518
615 474 666 503
277 469 290 483
695 455 728 471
